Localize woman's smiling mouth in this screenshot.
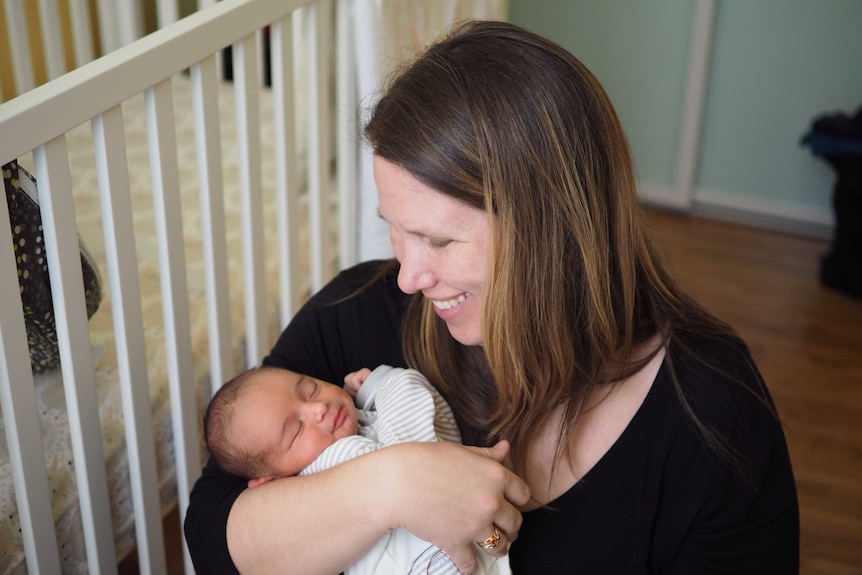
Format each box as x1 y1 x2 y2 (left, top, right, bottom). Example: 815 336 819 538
431 292 472 310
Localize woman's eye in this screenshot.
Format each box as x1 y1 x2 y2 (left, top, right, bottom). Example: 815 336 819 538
428 238 452 248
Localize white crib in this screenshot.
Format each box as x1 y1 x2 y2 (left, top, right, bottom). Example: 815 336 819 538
0 0 359 572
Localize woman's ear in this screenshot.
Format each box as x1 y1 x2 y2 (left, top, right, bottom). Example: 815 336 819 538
247 476 277 489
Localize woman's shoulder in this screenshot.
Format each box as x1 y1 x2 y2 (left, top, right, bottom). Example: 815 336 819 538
660 328 782 450
666 329 765 400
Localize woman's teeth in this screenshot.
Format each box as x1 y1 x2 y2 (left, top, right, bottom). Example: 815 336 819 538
432 292 471 310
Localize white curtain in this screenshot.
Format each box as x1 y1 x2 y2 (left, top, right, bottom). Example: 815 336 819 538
348 0 508 263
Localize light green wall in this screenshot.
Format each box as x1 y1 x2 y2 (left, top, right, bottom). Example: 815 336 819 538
509 0 692 186
509 0 862 235
699 0 862 210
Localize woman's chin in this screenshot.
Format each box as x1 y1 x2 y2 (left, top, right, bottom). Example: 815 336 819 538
446 325 484 347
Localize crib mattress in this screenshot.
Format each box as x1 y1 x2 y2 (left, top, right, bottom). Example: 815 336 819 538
0 72 298 573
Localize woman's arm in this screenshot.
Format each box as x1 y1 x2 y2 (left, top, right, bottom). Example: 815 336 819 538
185 261 528 573
227 441 529 574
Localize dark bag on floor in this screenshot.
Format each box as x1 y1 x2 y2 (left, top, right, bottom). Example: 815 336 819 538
3 160 103 372
801 105 862 300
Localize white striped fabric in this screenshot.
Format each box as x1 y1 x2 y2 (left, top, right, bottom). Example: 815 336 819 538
300 366 462 477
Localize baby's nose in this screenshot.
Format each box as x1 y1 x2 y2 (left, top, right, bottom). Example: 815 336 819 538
307 400 327 422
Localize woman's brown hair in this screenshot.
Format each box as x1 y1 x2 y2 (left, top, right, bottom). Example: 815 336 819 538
364 20 760 478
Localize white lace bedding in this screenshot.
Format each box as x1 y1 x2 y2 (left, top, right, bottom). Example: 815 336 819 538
0 73 303 573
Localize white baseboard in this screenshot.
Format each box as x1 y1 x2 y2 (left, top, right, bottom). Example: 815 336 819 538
637 182 691 210
637 182 835 240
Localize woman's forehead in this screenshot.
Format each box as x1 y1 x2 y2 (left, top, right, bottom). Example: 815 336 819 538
375 157 483 231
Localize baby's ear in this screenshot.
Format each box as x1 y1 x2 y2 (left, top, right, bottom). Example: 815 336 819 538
247 476 277 489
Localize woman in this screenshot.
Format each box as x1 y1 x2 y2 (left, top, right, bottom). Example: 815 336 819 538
185 20 799 574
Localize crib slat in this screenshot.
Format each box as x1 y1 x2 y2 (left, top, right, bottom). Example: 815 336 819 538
233 33 268 367
157 0 180 28
306 0 333 293
33 138 118 574
4 0 34 94
351 1 387 262
116 0 143 48
0 173 62 575
271 13 303 325
335 0 357 270
94 0 121 54
144 78 203 568
68 0 95 68
191 57 236 398
195 0 223 80
93 105 168 575
93 0 142 53
37 0 65 80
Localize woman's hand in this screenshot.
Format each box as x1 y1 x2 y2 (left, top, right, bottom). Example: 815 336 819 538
374 440 530 574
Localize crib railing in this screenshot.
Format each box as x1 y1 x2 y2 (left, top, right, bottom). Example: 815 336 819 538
0 0 355 572
0 0 225 103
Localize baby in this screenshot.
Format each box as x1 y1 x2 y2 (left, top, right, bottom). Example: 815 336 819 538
204 364 510 575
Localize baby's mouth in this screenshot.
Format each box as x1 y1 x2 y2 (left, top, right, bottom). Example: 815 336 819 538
332 407 345 432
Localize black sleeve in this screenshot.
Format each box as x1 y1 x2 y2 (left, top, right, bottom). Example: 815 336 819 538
184 259 408 575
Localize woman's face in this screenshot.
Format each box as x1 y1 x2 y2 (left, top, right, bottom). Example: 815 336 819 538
374 157 489 346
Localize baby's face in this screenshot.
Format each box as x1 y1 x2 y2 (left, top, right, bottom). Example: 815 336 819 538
231 369 359 477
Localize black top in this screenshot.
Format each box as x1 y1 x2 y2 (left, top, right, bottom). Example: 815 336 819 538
184 260 799 574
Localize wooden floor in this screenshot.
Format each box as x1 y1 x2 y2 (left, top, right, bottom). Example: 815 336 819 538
124 208 862 574
646 208 862 575
118 505 185 575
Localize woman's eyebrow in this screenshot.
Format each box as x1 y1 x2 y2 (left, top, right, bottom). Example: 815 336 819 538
377 209 428 237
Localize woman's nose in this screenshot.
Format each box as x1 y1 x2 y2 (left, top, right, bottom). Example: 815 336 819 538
397 260 436 294
394 242 436 294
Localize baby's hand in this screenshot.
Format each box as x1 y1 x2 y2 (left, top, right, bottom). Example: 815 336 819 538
344 368 372 399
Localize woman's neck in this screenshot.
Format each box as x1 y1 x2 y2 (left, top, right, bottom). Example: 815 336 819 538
521 335 665 509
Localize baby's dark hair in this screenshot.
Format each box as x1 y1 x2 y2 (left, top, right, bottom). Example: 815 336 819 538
204 366 280 479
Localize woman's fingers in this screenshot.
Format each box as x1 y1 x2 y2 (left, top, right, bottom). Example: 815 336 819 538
444 542 482 575
447 525 510 574
376 441 530 573
464 440 532 511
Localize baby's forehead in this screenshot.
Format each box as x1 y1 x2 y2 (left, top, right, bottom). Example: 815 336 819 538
229 372 301 434
233 370 299 412
248 367 303 390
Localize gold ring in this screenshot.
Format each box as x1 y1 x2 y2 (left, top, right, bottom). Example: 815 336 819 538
480 527 501 551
